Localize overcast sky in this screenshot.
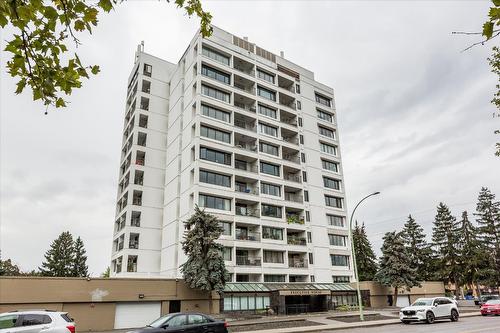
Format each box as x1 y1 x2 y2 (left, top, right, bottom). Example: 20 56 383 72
1 1 499 275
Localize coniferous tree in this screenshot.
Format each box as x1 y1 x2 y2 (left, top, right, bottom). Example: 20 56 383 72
72 236 88 277
0 258 21 276
180 206 229 313
457 211 489 296
474 187 500 286
39 231 75 277
375 231 420 306
401 215 433 281
101 267 111 278
353 221 378 281
432 203 461 295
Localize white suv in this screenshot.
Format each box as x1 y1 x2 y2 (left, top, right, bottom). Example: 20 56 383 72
399 297 459 324
0 310 75 333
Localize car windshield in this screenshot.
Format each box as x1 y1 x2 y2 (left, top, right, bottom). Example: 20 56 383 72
411 299 433 306
148 315 174 328
485 300 500 305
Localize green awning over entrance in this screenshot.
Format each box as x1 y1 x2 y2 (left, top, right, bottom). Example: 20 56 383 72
224 282 354 293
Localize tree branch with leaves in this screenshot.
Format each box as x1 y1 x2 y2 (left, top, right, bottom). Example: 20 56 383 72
0 0 212 111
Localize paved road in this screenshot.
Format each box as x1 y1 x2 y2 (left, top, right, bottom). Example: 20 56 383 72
319 316 500 333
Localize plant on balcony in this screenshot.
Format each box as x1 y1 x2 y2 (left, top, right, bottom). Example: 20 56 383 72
287 215 303 224
181 205 229 314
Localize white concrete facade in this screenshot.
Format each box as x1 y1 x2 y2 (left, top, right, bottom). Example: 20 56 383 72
111 27 354 284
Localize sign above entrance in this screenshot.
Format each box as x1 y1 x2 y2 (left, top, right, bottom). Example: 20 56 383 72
279 289 331 296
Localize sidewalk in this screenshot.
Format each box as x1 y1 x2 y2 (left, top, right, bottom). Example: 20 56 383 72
231 311 481 333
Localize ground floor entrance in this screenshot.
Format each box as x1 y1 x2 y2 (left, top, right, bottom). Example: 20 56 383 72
284 295 328 314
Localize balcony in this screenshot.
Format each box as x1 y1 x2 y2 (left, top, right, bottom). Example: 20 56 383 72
282 153 300 165
233 56 255 77
278 75 295 93
132 191 142 206
288 257 308 268
287 233 306 246
234 118 257 133
236 205 260 218
286 213 305 225
235 228 261 242
136 151 145 166
131 211 141 227
234 132 257 153
284 192 303 204
235 184 259 196
236 256 261 266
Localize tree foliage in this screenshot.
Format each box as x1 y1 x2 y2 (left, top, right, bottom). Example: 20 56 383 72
39 231 88 277
401 214 433 281
72 236 88 277
353 221 378 281
180 206 228 297
101 266 110 278
474 187 500 286
0 0 212 110
375 231 420 305
0 258 22 276
432 202 461 294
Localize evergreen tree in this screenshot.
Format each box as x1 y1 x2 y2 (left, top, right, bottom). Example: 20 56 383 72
457 211 489 296
432 202 461 295
375 231 420 306
474 187 500 286
401 215 433 281
39 231 75 277
180 206 229 313
0 258 21 276
101 267 111 278
72 237 88 277
353 221 378 281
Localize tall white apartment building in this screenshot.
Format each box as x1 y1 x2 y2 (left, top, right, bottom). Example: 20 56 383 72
111 27 353 285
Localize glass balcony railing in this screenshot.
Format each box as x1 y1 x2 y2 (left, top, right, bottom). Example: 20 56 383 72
236 256 261 266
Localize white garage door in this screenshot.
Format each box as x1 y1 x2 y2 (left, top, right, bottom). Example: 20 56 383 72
396 295 410 308
114 302 161 329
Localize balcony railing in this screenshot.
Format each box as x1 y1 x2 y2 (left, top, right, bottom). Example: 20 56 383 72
235 230 261 241
282 136 299 145
285 193 303 203
287 236 307 246
235 162 258 173
234 142 257 153
281 118 298 127
236 256 261 266
133 198 142 206
234 83 256 95
234 120 257 132
136 159 145 166
284 174 302 183
287 214 305 225
236 206 259 218
235 186 259 195
234 67 255 77
234 102 256 113
289 259 308 268
283 154 300 164
131 218 140 227
129 241 139 249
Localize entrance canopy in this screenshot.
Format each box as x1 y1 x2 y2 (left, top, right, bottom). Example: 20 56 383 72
224 282 354 295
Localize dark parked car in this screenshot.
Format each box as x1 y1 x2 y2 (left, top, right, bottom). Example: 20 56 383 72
128 313 228 333
475 295 500 306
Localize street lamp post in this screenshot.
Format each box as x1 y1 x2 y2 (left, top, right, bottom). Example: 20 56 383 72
349 191 380 321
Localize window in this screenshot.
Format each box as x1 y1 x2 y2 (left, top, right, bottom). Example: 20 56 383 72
264 275 285 282
325 195 343 208
323 177 341 190
301 153 306 163
307 232 312 243
322 159 339 172
261 182 281 196
200 170 231 187
167 315 187 327
199 194 231 210
320 142 337 155
317 109 333 122
263 250 284 263
308 252 314 265
258 104 277 118
257 86 276 101
315 93 332 107
140 96 149 110
329 234 347 246
296 84 301 94
261 204 282 218
200 125 231 143
201 85 230 103
202 46 230 65
310 275 315 282
327 214 345 227
304 190 309 202
319 126 335 139
297 100 301 110
201 65 230 84
220 221 232 235
331 254 350 267
200 147 231 165
298 117 303 127
259 123 278 137
201 104 230 123
302 171 307 182
223 296 270 311
222 247 232 260
142 80 151 93
305 211 310 222
20 314 51 326
257 69 275 83
262 226 283 240
260 161 280 176
299 135 304 144
332 275 351 283
259 142 279 156
143 63 152 77
188 315 208 325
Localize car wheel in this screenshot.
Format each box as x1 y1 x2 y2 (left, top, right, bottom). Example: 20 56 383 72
450 309 459 322
426 311 435 324
401 321 410 324
481 313 487 316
